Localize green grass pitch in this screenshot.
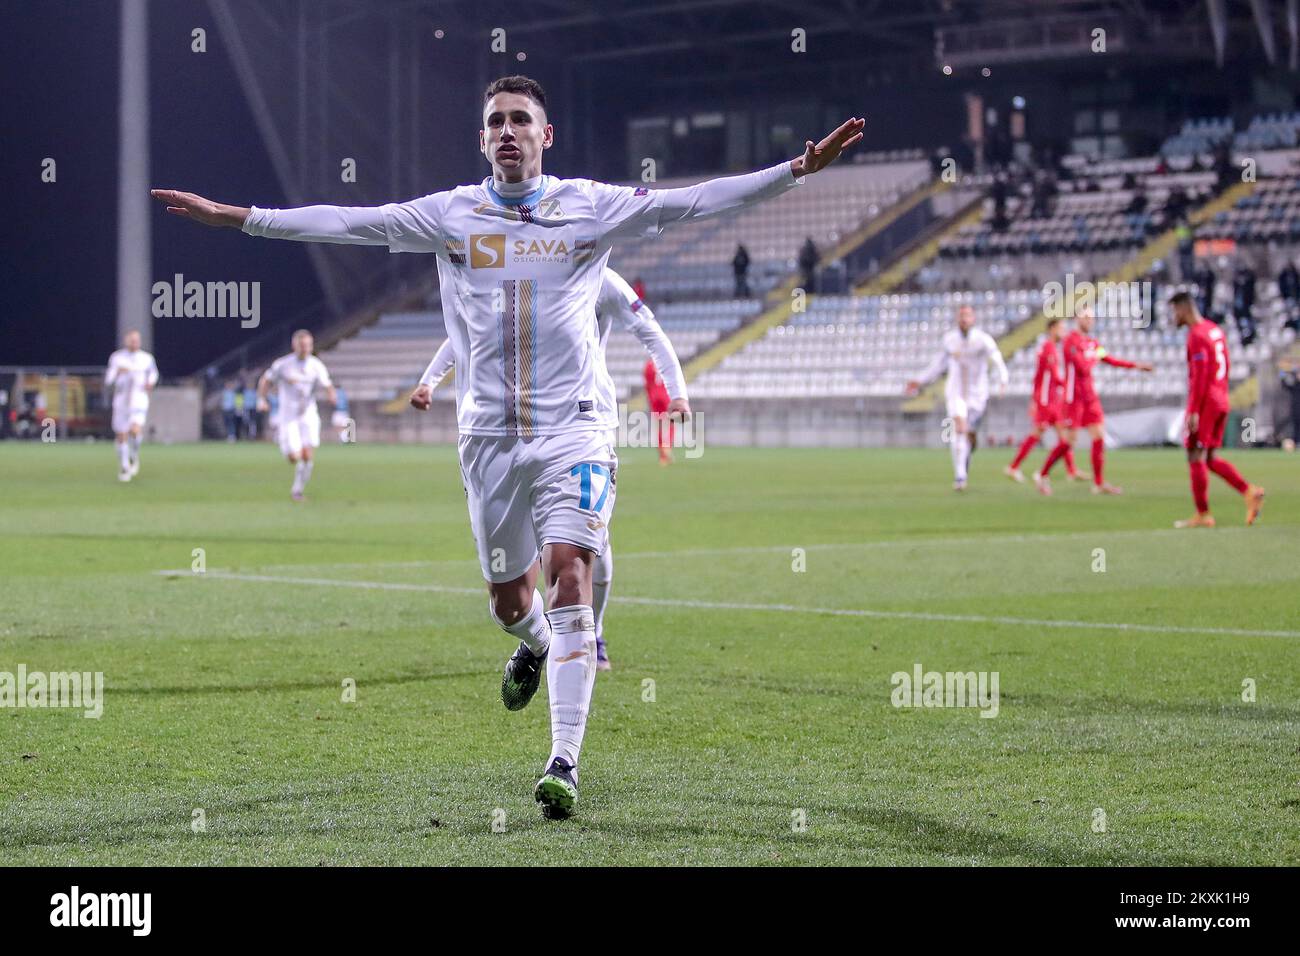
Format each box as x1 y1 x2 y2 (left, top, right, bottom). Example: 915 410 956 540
1 440 1297 865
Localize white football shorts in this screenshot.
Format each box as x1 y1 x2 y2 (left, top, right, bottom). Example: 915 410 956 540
278 406 321 458
457 429 618 583
112 403 147 435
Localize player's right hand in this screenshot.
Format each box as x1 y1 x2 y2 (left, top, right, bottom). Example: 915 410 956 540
904 380 921 396
409 384 433 411
1186 412 1199 435
256 398 270 413
150 189 249 228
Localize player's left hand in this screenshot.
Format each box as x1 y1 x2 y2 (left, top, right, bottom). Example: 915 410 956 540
1137 362 1154 372
791 118 865 177
1186 412 1199 435
667 398 691 421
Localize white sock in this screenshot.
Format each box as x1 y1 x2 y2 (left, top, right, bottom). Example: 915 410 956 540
492 589 551 656
950 432 969 482
545 605 597 768
128 432 141 464
292 458 314 493
591 547 613 641
117 441 131 471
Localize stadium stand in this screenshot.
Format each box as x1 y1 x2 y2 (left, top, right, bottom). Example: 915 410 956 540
608 158 930 300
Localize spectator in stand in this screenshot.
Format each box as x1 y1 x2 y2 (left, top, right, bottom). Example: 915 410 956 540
798 236 819 293
1279 358 1300 451
1194 261 1218 321
1125 185 1148 216
1029 169 1057 218
990 172 1009 231
242 379 260 439
1214 141 1234 193
1175 218 1195 281
232 385 246 438
1277 260 1300 330
1232 260 1257 346
332 385 353 442
732 244 751 298
1165 185 1189 223
221 380 239 441
1154 154 1169 175
632 276 648 302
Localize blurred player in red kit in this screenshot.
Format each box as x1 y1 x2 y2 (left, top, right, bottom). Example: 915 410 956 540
1038 306 1152 494
1168 292 1265 527
645 358 674 464
1004 316 1078 491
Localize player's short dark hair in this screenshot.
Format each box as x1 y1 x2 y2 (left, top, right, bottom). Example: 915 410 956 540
1168 291 1194 308
1046 317 1062 328
484 75 547 111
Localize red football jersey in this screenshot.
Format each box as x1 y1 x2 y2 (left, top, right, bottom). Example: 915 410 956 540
1185 319 1230 415
1032 338 1063 409
1062 329 1137 406
644 359 670 409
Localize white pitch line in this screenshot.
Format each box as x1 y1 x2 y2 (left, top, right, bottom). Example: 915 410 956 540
244 526 1243 571
153 569 1300 640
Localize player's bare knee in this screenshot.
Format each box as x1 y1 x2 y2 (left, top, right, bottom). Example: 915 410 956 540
489 580 531 627
545 547 593 607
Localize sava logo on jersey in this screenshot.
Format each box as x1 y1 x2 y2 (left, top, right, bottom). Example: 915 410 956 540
466 234 596 268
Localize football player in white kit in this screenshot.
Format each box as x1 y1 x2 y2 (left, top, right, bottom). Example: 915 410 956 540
409 266 690 673
104 329 159 482
256 329 337 501
152 75 861 819
906 305 1009 491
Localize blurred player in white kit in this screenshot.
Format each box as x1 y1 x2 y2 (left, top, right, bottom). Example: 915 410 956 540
257 329 336 501
104 329 159 482
906 305 1009 491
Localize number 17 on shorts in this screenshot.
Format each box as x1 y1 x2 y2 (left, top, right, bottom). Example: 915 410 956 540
570 462 614 516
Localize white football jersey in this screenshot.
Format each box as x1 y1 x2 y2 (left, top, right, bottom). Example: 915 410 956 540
105 349 158 411
922 328 1008 407
267 353 332 421
384 176 668 437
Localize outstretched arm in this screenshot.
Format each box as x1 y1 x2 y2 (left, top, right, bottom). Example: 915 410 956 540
151 190 391 245
907 349 949 394
1100 350 1153 372
655 118 864 228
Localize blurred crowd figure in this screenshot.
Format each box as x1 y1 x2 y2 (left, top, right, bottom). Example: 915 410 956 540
221 374 264 441
732 244 751 298
1279 357 1300 451
798 236 819 293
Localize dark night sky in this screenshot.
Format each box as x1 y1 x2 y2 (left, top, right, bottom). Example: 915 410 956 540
3 0 321 375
